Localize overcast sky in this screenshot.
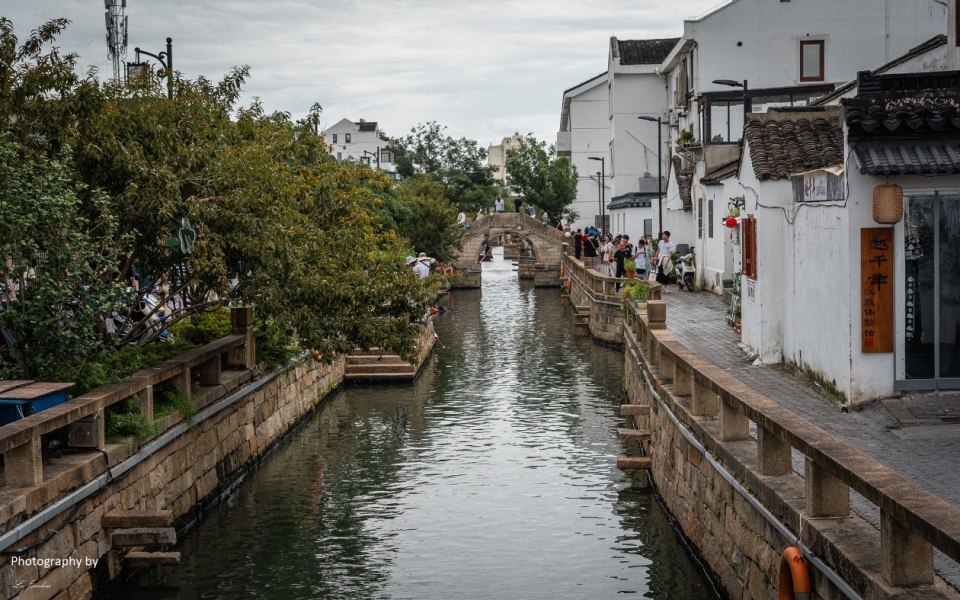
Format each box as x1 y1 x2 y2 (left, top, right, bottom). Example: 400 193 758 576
3 0 723 148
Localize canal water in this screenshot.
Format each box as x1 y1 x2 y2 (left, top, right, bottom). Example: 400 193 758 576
123 250 720 599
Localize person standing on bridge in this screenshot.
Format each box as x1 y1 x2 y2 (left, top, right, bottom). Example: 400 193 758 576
495 195 504 213
583 230 600 271
573 229 583 260
514 195 522 213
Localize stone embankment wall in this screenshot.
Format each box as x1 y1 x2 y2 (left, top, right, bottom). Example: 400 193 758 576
563 261 960 599
562 254 661 345
0 310 435 600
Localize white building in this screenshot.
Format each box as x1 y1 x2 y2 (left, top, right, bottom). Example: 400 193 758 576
656 0 947 293
322 118 398 179
558 73 608 232
487 133 523 185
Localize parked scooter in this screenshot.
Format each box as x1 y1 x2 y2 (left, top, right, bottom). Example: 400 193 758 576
676 253 696 291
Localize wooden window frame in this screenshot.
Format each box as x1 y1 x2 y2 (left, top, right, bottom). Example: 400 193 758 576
800 40 825 83
698 197 704 239
742 215 757 279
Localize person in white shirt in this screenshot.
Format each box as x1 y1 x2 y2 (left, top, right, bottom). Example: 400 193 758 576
655 231 674 286
413 252 435 279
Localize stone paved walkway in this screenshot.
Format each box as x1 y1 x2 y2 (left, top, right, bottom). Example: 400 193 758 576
661 288 960 587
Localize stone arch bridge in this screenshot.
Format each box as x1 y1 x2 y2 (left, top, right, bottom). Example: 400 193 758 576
454 213 568 287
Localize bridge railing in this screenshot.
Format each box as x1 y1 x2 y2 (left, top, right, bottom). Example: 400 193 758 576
623 297 960 593
562 253 663 300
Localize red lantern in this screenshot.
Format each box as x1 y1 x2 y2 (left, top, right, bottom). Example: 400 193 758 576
724 216 738 228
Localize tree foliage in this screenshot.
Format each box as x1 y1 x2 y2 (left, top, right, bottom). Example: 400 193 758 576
390 121 502 210
0 18 436 380
505 134 579 219
394 176 461 263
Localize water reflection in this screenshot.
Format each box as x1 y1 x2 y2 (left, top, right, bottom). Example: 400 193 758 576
121 249 719 599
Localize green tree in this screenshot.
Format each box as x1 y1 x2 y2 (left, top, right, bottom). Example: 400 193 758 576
389 121 501 210
0 137 129 380
506 134 579 220
394 176 461 263
0 18 436 371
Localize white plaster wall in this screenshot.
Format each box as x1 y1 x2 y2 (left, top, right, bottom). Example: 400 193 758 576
609 71 667 201
688 0 946 93
566 81 610 231
779 195 853 400
698 185 732 294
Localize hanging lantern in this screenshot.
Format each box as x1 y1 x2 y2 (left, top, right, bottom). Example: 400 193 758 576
465 223 471 230
564 231 572 238
724 216 738 228
542 221 549 227
873 184 903 224
517 225 523 231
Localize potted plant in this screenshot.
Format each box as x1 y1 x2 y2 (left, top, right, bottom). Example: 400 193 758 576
631 282 651 309
624 258 636 279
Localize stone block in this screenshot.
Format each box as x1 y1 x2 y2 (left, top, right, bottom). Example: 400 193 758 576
757 427 791 476
111 527 176 547
5 436 43 488
881 510 933 586
101 509 172 529
804 459 849 517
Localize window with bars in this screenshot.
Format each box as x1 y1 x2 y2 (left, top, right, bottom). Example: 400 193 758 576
698 198 704 239
708 200 715 238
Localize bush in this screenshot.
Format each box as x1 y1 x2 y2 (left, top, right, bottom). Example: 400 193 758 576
106 397 159 443
154 387 197 422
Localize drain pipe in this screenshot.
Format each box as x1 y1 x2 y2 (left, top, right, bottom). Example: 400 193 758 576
627 341 863 600
0 363 292 553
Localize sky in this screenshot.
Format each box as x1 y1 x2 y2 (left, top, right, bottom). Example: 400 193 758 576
2 0 725 148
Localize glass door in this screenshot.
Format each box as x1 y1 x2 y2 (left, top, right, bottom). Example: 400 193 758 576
901 193 960 390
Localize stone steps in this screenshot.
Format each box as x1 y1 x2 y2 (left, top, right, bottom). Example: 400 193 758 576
617 428 652 442
344 371 418 382
123 551 181 567
346 364 417 375
347 355 412 365
619 404 650 417
617 456 653 470
102 509 172 529
111 527 177 547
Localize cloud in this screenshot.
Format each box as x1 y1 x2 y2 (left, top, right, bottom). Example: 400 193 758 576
3 0 722 146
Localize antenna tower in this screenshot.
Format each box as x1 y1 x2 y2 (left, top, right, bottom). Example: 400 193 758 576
104 0 128 81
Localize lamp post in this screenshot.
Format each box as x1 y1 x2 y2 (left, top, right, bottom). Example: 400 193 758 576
637 115 663 238
361 147 381 170
133 37 173 99
712 79 750 136
588 156 605 232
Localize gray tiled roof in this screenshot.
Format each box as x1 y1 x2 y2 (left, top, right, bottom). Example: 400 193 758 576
608 192 656 210
744 107 843 181
358 121 378 132
617 38 681 66
701 160 740 185
851 137 960 175
843 71 960 176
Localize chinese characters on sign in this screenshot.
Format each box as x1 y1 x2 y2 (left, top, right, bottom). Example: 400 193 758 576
861 228 894 353
791 170 845 202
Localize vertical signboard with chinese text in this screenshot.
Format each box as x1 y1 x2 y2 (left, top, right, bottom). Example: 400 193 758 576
861 228 894 353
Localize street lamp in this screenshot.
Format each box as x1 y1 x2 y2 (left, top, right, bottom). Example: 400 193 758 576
133 37 173 99
361 148 380 170
588 156 605 232
712 79 750 129
637 115 663 238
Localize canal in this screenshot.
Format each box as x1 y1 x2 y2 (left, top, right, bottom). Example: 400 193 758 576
122 250 720 599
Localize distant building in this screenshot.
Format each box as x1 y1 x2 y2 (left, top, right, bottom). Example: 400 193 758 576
487 133 523 184
322 118 398 179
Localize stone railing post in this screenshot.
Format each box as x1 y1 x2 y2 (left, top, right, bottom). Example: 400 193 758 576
719 397 749 441
4 436 43 487
757 427 791 475
138 385 154 421
881 511 933 586
230 306 256 369
673 365 691 396
804 458 849 517
646 301 666 331
691 374 718 417
659 353 676 383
